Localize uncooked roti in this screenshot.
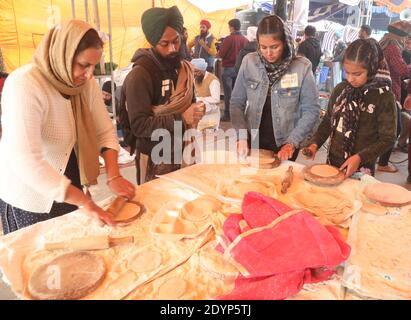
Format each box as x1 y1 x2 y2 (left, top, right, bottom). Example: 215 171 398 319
199 242 238 279
303 164 345 187
114 201 143 223
28 252 106 300
158 278 187 299
364 183 411 207
310 164 339 178
246 150 280 169
154 218 198 235
130 250 162 273
219 179 276 200
294 187 354 225
180 196 220 222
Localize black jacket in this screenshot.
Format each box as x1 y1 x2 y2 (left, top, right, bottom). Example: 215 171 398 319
235 41 258 73
120 48 185 155
297 37 322 74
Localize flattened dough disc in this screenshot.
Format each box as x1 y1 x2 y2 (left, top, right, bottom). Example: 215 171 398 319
130 250 162 273
219 179 276 200
114 201 144 224
246 149 280 169
364 183 411 207
158 278 187 300
303 164 345 186
28 252 106 300
180 196 219 222
199 242 238 279
310 164 339 177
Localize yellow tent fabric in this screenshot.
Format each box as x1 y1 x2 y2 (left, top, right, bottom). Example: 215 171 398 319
0 0 245 72
375 0 411 14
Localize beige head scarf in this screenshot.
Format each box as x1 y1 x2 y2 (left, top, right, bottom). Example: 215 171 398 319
33 20 101 186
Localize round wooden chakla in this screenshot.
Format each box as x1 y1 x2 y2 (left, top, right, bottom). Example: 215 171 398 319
302 164 345 187
363 183 411 207
246 149 281 169
27 252 106 300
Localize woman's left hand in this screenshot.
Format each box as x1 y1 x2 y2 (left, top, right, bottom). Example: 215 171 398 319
339 154 361 178
108 176 135 200
278 143 296 161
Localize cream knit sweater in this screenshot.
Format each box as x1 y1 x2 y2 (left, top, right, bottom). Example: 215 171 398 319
0 64 119 213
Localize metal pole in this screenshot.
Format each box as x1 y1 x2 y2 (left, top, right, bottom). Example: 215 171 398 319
92 0 101 30
84 0 89 23
275 0 287 21
71 0 76 19
92 0 105 75
107 0 117 131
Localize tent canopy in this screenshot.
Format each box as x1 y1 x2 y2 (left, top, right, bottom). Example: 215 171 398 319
0 0 247 72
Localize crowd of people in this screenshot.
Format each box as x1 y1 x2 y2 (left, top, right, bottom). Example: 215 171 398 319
0 4 411 234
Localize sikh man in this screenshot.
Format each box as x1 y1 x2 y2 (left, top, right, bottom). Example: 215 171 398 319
189 19 217 72
121 6 205 184
191 58 221 131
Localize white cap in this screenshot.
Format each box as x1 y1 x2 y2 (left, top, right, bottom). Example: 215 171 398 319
191 58 207 71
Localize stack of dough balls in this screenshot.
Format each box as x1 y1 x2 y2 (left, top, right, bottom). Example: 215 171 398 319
246 149 280 169
151 196 219 239
294 187 353 225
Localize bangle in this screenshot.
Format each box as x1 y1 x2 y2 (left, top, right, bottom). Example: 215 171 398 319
107 174 122 185
79 199 93 209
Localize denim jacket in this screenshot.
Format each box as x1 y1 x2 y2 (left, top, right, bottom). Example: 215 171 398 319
230 52 320 148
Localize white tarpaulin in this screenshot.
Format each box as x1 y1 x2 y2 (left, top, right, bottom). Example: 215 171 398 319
292 0 309 28
339 0 360 5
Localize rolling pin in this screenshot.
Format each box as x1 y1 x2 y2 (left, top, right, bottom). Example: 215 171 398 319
281 166 294 194
106 196 128 216
44 235 134 251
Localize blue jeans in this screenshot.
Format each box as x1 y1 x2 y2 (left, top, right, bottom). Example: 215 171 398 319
222 67 237 118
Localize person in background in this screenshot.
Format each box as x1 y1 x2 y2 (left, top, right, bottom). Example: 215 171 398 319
404 77 411 183
377 20 411 173
358 25 372 40
101 80 118 115
398 37 411 153
231 15 320 161
235 26 258 74
297 25 322 75
179 27 191 61
304 39 396 178
191 58 221 131
403 36 411 65
189 20 217 72
333 31 347 62
218 18 248 122
331 31 347 88
121 6 205 184
0 20 135 234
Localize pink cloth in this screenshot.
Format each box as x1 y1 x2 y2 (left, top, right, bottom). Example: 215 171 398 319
218 192 351 300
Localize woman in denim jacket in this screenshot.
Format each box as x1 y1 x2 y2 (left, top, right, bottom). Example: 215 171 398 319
230 15 320 161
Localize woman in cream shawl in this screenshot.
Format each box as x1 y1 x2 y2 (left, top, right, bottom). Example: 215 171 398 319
0 20 135 234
